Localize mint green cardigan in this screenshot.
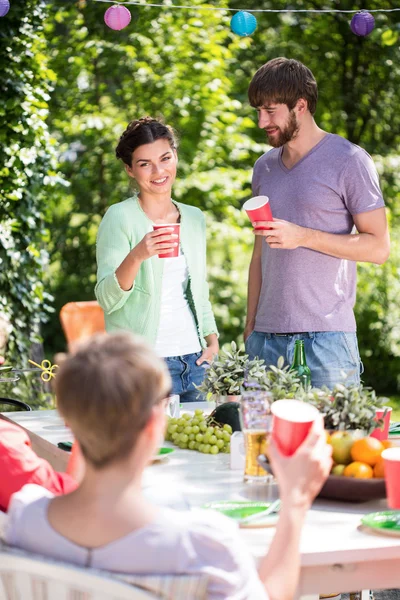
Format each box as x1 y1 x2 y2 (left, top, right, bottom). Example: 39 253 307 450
95 196 218 348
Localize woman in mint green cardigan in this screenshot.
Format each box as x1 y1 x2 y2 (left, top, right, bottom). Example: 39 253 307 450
95 117 219 402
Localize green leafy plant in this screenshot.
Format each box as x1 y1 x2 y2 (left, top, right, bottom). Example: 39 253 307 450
250 356 303 400
197 341 266 398
303 381 389 433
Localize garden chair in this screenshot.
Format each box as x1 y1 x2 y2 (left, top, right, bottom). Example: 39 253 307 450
0 548 158 600
59 301 105 351
0 398 31 412
0 545 209 600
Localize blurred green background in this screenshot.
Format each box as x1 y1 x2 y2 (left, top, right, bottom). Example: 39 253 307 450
2 0 400 406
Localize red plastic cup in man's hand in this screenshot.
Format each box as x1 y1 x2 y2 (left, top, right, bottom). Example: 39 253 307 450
153 223 180 258
243 195 273 230
271 399 320 456
371 407 392 441
382 447 400 509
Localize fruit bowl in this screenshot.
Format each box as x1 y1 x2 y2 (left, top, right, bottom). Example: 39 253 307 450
318 474 386 502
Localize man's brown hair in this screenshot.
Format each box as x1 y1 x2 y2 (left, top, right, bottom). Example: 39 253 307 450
55 332 171 469
248 58 318 115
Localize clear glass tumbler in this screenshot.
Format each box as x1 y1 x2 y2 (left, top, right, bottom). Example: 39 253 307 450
240 390 273 483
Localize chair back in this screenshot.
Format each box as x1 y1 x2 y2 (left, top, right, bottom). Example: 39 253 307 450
0 549 157 600
0 398 31 412
59 301 105 351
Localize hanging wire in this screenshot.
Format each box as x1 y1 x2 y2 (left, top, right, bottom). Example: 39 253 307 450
92 0 400 14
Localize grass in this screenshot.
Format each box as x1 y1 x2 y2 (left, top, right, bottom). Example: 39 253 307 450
388 396 400 422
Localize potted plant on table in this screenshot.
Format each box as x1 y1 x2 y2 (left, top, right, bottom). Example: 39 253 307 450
303 380 389 433
196 342 266 405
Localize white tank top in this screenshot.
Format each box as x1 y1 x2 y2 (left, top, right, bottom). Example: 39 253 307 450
154 248 201 358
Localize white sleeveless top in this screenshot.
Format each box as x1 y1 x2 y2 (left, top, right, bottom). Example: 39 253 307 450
154 248 201 358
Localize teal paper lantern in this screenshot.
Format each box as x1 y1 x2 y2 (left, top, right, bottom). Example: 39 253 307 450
231 11 257 37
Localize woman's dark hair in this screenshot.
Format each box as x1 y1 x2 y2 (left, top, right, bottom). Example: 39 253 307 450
115 116 178 166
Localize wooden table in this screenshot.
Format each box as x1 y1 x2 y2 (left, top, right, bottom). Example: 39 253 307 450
3 408 400 599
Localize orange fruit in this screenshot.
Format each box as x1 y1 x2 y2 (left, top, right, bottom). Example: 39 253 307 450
350 437 384 466
373 457 385 478
381 440 396 449
343 461 374 479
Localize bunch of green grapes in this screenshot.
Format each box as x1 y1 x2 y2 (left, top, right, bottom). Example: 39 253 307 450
165 409 232 454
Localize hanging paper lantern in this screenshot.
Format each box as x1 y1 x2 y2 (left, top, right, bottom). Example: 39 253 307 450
0 0 10 17
350 11 375 36
230 11 257 37
104 5 132 31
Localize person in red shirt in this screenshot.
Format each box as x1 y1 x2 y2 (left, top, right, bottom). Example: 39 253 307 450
0 353 81 512
0 419 79 512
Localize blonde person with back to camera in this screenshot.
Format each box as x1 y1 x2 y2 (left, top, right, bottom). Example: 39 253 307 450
95 117 218 402
5 331 332 600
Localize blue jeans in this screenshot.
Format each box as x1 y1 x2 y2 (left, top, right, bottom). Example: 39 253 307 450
245 331 363 390
164 351 206 403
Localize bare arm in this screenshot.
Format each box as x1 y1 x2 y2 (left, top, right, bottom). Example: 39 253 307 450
254 207 390 265
116 228 178 291
259 420 332 600
244 236 263 341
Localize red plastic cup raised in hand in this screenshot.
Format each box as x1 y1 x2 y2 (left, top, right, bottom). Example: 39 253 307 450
382 447 400 509
271 399 320 456
370 407 392 441
153 223 180 258
243 195 273 230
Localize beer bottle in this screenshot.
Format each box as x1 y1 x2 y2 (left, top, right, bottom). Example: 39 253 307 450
291 340 311 390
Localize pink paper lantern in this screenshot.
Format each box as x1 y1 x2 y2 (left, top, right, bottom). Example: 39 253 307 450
0 0 10 17
104 5 131 31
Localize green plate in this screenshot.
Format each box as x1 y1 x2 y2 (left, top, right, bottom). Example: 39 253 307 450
361 511 400 536
151 447 175 462
202 501 277 528
158 447 174 456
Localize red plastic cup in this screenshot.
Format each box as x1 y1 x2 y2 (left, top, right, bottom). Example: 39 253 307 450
371 407 392 441
271 399 320 456
243 195 273 230
382 447 400 509
153 223 180 258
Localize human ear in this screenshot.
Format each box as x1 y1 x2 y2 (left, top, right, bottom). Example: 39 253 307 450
124 163 135 179
296 98 308 115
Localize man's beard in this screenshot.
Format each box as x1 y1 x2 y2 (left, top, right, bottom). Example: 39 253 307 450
266 110 299 148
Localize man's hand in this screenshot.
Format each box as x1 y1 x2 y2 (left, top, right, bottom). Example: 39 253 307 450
243 322 254 342
254 219 308 250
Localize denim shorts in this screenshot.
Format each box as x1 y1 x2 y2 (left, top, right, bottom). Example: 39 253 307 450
245 331 363 390
164 351 207 403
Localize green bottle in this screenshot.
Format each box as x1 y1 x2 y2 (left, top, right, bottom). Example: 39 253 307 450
291 340 312 390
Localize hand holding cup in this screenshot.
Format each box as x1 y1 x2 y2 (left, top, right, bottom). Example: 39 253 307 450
269 416 332 510
243 195 273 230
132 226 179 262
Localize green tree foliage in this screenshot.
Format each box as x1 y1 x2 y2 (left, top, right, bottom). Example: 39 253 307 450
0 0 57 393
227 0 400 392
42 0 257 351
4 0 400 395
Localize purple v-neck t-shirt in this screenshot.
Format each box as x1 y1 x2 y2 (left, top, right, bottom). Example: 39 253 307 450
252 133 385 333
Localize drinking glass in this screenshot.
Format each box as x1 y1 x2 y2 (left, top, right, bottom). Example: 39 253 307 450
240 390 273 483
166 395 180 418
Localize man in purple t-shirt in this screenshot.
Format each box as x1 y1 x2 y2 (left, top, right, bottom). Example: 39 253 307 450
244 58 390 389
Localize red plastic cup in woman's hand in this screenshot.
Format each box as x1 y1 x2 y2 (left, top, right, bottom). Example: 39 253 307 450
271 399 320 456
153 223 180 258
243 195 273 230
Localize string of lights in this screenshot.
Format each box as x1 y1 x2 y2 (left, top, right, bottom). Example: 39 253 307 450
1 0 398 37
92 0 400 13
